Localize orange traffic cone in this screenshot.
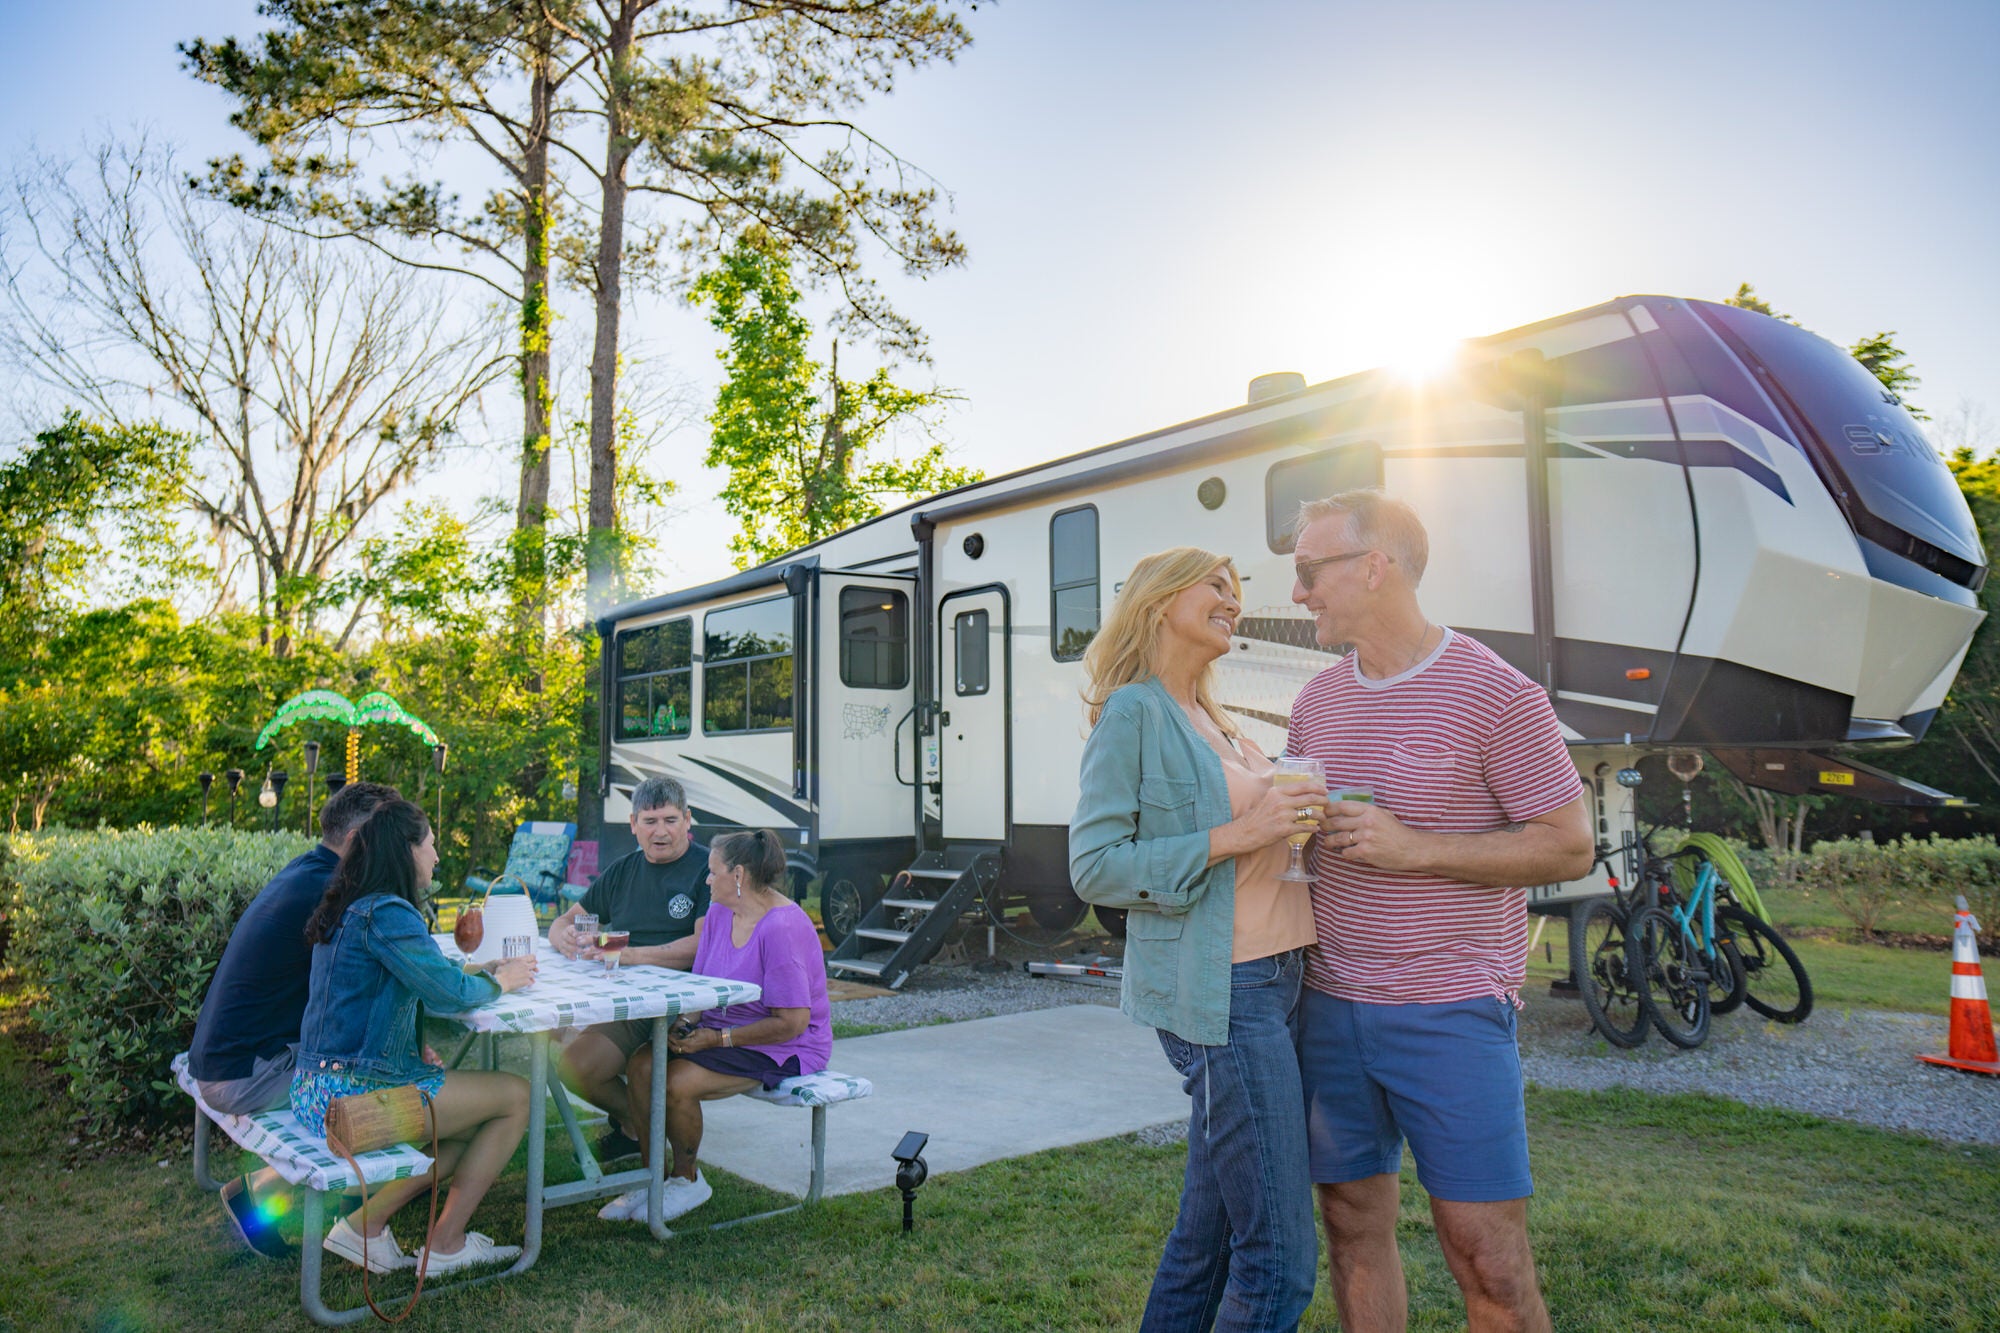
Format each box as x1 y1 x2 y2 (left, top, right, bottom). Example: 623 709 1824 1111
1917 895 2000 1077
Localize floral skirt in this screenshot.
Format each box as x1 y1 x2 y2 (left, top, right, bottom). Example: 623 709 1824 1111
289 1065 448 1139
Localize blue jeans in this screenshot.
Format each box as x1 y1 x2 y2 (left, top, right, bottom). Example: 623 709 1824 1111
1141 949 1318 1333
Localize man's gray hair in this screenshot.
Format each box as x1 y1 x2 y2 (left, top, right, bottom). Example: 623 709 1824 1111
631 775 688 815
1296 489 1430 586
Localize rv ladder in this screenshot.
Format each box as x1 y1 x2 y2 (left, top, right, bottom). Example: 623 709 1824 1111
825 846 1003 990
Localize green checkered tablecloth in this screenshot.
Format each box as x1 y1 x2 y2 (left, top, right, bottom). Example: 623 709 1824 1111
432 936 759 1034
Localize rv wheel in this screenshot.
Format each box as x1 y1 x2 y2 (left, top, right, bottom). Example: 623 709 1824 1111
1095 906 1127 940
1027 888 1089 932
820 870 869 947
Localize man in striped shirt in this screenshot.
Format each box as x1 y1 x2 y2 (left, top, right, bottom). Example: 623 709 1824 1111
1286 489 1591 1333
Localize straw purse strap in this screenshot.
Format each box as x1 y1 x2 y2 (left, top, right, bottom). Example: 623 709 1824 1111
325 1086 440 1325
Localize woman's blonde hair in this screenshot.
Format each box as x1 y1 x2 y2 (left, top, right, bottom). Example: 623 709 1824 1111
1081 546 1242 736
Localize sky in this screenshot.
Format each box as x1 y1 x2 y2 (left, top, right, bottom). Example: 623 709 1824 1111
5 0 1999 592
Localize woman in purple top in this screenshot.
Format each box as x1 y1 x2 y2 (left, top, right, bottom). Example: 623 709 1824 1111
595 828 831 1223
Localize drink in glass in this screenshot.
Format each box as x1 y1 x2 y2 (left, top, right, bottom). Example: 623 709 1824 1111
1331 782 1376 807
1272 756 1325 883
598 928 631 972
502 933 534 960
572 912 598 959
453 905 485 954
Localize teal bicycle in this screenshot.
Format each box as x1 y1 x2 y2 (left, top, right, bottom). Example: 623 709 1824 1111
1626 839 1747 1048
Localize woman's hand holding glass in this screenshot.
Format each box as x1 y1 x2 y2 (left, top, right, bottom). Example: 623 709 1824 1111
1271 757 1328 883
492 954 538 992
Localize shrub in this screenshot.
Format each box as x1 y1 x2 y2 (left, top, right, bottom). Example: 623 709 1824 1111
1798 834 2000 946
1803 838 1904 938
3 825 312 1132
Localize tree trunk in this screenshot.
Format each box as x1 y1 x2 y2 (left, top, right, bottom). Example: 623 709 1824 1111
512 36 555 646
585 0 638 616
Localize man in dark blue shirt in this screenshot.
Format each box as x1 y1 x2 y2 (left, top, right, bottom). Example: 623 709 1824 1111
187 780 396 1254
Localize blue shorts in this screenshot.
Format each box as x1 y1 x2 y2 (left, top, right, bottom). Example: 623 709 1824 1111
1298 989 1533 1202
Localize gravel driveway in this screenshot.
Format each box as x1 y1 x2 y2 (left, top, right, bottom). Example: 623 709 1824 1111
834 943 2000 1147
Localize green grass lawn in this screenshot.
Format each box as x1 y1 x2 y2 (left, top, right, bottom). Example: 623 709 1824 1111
2 1020 1995 1332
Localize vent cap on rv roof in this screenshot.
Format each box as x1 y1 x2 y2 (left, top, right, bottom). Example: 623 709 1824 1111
1248 372 1306 403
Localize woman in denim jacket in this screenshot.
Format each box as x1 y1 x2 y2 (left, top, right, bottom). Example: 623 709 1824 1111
293 798 538 1276
1071 547 1327 1332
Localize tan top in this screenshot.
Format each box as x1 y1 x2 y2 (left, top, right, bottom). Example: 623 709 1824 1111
1219 738 1319 963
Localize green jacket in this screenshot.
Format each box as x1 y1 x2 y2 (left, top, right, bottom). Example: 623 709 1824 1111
1068 677 1237 1046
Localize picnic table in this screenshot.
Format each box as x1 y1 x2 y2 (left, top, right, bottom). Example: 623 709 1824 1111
432 936 760 1244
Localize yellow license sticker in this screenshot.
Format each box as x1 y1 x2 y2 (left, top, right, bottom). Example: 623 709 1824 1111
1817 771 1855 786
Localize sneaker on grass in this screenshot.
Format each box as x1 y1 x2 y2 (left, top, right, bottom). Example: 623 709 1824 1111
220 1174 294 1260
322 1215 412 1274
415 1232 522 1276
659 1171 711 1222
595 1126 642 1164
597 1188 647 1222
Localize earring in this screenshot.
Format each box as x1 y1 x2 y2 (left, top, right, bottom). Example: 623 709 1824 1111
734 876 744 899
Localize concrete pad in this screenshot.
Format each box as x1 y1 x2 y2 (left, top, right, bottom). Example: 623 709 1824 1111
697 1005 1186 1198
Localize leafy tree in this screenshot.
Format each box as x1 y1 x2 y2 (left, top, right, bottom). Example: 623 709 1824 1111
564 0 975 608
188 1 980 616
0 414 192 647
186 0 575 638
0 141 507 654
1848 330 1926 419
693 236 977 568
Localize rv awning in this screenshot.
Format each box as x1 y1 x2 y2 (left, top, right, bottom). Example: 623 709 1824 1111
1708 748 1972 808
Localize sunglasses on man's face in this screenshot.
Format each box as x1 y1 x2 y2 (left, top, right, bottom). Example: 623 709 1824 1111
1293 549 1380 589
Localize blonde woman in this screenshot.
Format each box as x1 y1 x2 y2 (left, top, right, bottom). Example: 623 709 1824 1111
1070 547 1325 1332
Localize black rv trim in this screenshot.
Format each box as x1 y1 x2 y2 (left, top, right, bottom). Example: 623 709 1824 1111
597 556 818 633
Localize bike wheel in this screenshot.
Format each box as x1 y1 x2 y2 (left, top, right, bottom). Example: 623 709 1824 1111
1719 905 1813 1023
1708 936 1749 1016
1569 898 1648 1048
1627 906 1711 1048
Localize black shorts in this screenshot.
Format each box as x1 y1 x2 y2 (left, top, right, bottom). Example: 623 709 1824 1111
675 1045 802 1090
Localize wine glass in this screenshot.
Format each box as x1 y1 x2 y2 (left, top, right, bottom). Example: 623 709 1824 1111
453 904 485 955
1272 756 1325 884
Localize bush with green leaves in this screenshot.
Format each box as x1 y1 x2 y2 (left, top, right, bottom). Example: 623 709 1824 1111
1800 834 2000 944
4 825 311 1132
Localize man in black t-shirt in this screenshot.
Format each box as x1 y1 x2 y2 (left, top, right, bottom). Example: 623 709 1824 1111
552 776 710 1160
187 780 399 1256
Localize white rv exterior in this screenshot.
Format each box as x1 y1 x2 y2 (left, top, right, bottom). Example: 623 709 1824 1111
595 295 1986 939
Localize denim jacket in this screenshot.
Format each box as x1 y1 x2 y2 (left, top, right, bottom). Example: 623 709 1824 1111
1069 677 1237 1046
296 894 500 1083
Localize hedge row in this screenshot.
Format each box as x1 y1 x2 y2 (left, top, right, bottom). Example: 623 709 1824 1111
3 826 311 1132
1797 835 2000 944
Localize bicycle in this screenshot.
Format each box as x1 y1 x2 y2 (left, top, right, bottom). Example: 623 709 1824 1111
1628 843 1747 1048
1569 837 1650 1049
1670 833 1814 1025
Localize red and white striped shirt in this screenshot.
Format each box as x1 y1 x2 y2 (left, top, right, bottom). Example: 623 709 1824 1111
1286 630 1581 1005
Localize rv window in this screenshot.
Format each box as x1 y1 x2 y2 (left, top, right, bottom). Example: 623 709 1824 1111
839 586 910 689
1265 443 1384 552
703 596 794 734
955 610 990 696
1051 505 1099 661
614 617 692 739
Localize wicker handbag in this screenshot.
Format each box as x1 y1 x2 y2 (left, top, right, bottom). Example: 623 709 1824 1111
324 1085 440 1324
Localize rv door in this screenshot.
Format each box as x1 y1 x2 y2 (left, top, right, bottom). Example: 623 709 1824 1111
938 585 1010 842
815 571 920 845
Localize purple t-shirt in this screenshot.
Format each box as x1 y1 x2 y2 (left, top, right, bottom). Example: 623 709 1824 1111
692 900 831 1075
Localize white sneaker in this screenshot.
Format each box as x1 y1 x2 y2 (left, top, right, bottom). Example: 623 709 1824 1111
596 1188 647 1222
414 1231 522 1276
322 1216 412 1274
658 1171 711 1222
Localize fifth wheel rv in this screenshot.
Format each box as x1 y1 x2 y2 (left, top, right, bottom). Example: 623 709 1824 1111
594 295 1986 988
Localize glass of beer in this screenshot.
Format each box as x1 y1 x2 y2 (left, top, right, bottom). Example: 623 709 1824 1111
1272 756 1325 883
